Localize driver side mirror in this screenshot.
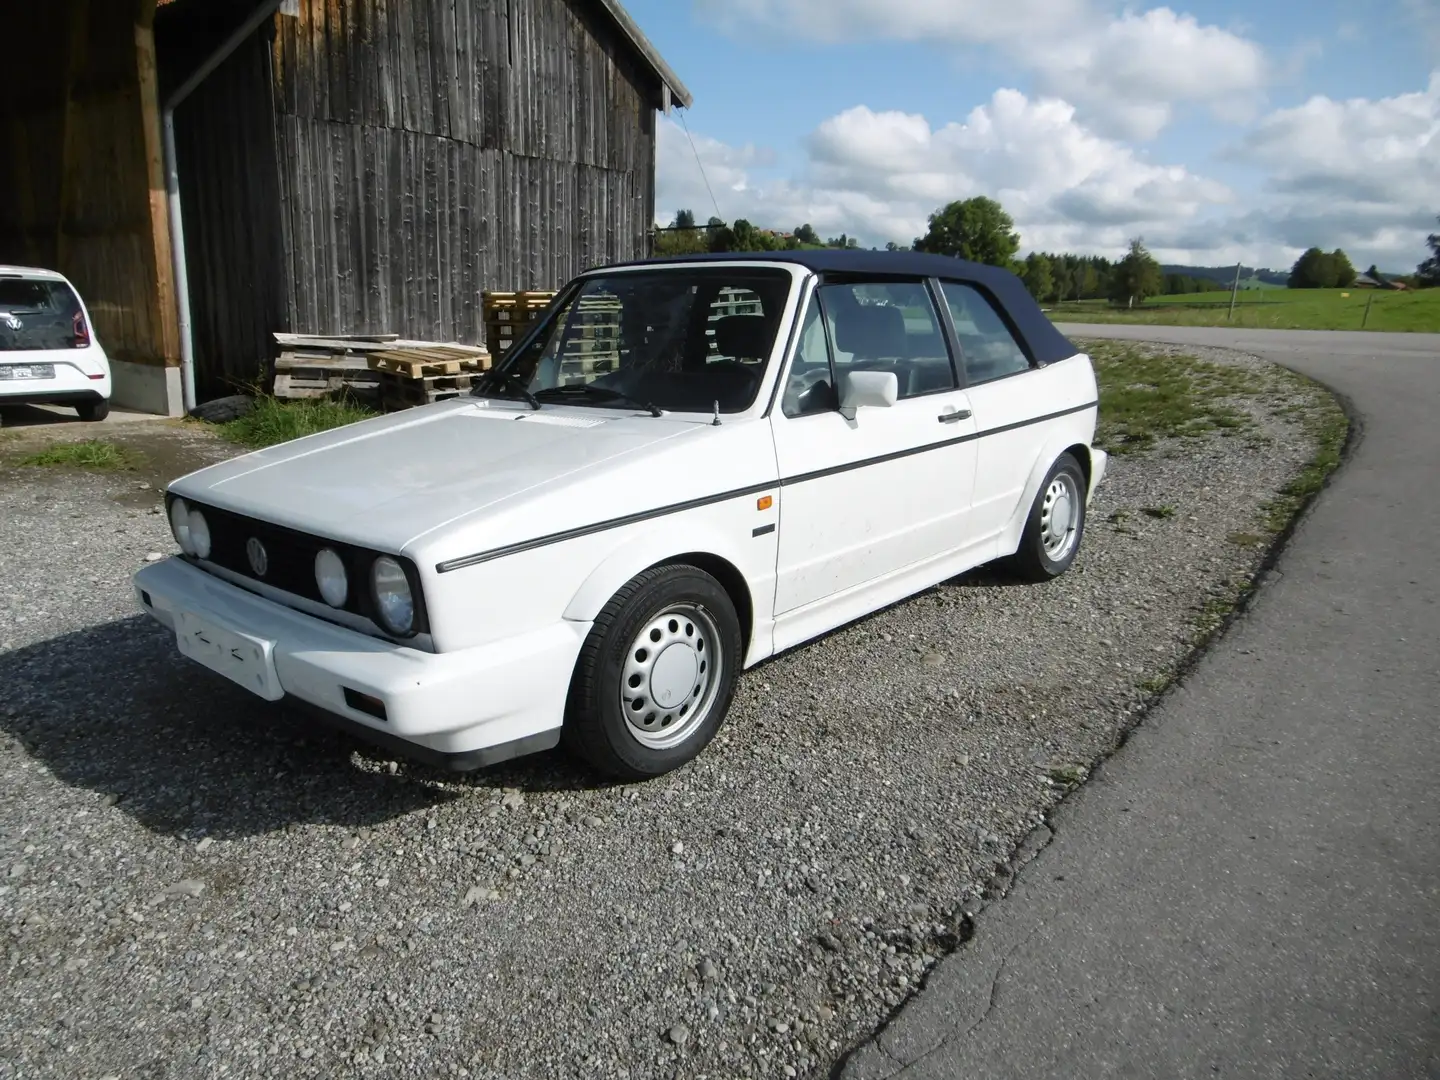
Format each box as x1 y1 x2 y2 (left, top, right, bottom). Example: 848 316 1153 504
838 369 898 420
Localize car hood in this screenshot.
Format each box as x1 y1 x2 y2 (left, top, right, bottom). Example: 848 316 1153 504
170 398 707 551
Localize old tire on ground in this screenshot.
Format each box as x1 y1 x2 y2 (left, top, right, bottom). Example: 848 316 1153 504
1006 451 1088 582
562 564 742 781
76 399 109 422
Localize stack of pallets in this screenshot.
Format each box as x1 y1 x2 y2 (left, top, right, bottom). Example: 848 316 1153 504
271 333 399 401
482 291 556 363
368 345 492 412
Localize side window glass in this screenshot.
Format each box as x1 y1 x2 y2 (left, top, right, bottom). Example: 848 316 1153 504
780 293 837 418
941 281 1031 384
818 280 956 399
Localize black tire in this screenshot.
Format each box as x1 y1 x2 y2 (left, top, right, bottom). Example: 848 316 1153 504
562 564 742 781
1006 452 1088 582
76 398 109 422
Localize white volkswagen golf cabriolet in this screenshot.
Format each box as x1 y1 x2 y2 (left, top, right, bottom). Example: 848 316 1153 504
133 250 1106 779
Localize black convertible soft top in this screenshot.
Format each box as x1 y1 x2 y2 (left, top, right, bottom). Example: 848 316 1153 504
602 248 1080 368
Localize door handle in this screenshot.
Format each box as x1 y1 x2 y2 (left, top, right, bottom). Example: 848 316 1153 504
938 408 971 423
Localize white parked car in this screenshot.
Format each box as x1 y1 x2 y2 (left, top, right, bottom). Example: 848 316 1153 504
0 266 112 421
133 251 1107 779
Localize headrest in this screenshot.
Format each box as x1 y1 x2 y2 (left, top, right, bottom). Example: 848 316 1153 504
833 303 906 357
712 315 771 360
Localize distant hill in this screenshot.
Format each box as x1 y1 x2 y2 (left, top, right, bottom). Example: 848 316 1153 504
1161 264 1289 289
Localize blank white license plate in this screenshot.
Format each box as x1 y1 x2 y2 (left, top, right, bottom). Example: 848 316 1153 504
174 610 283 701
0 364 55 380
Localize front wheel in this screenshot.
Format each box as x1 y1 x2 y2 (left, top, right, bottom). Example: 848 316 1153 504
562 564 742 780
1006 452 1087 582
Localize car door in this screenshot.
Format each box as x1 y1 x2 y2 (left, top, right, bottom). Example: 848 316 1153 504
936 278 1079 545
769 276 979 624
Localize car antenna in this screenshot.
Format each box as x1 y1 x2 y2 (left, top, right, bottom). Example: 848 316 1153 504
711 400 721 426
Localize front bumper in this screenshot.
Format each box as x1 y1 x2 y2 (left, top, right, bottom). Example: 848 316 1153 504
132 557 588 770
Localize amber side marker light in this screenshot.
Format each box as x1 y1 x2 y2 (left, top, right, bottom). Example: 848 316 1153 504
343 688 388 722
757 495 773 511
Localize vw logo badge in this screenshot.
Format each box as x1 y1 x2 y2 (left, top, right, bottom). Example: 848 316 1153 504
245 537 269 577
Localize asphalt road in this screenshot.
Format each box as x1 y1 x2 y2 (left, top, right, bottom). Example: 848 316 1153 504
839 325 1440 1080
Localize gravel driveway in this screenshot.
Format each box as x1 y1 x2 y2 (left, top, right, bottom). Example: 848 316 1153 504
0 343 1338 1080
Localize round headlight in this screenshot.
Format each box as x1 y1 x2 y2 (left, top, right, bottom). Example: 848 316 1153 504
371 556 415 636
168 498 194 554
315 548 348 608
187 508 211 559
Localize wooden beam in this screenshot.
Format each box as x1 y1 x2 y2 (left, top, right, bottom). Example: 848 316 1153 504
136 18 180 365
55 0 90 269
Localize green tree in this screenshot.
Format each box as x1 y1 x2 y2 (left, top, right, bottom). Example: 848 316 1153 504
1021 252 1054 302
1416 216 1440 287
673 209 696 230
912 196 1020 267
793 223 821 246
1051 258 1074 303
1289 247 1342 288
1109 238 1164 307
1078 262 1100 300
1330 248 1357 288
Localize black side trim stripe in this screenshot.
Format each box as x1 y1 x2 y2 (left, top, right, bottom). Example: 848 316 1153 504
781 399 1097 488
435 399 1097 573
752 523 776 538
437 481 777 572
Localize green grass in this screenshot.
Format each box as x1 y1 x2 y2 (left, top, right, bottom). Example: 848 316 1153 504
217 396 377 449
1258 385 1349 534
1085 340 1266 455
1048 287 1440 332
18 439 138 470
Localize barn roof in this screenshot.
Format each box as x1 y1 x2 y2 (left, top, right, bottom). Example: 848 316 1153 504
604 249 1081 368
155 0 692 110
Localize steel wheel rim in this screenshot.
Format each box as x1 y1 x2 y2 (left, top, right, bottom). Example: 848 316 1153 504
620 603 724 750
1040 472 1080 561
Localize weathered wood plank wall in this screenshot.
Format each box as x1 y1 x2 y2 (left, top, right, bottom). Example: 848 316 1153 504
269 0 658 344
172 26 288 399
0 0 175 367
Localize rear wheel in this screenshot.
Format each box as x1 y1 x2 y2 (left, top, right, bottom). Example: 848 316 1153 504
562 564 742 780
76 398 109 422
1007 452 1087 582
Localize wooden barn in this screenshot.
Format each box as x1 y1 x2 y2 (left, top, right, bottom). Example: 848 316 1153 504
0 0 690 413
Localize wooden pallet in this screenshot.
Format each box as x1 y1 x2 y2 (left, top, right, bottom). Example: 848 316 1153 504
272 352 381 399
377 369 479 411
367 345 491 378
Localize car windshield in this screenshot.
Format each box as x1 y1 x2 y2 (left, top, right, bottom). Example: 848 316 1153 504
0 277 84 352
487 266 794 414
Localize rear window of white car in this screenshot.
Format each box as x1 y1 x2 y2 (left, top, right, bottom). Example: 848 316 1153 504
0 277 86 352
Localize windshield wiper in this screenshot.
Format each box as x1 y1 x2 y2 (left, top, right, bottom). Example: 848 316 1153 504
533 384 663 417
473 368 540 410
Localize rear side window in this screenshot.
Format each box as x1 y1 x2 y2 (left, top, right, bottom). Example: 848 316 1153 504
0 278 86 352
940 281 1031 384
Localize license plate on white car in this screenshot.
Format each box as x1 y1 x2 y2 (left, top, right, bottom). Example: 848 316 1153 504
0 364 56 380
173 610 284 701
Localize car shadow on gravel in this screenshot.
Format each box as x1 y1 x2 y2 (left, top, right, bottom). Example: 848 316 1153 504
0 615 524 839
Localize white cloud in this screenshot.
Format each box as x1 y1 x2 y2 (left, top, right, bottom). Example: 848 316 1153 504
657 89 1234 259
658 69 1440 271
1225 73 1439 266
693 0 1268 139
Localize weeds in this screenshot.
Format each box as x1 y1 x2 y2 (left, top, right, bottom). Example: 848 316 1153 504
18 439 139 470
217 395 377 449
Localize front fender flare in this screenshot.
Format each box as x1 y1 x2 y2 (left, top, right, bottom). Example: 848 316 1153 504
562 524 756 628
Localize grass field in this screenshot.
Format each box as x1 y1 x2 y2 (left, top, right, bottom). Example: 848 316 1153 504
1048 287 1439 332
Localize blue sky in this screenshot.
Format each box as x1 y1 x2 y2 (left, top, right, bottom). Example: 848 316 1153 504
626 0 1439 271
